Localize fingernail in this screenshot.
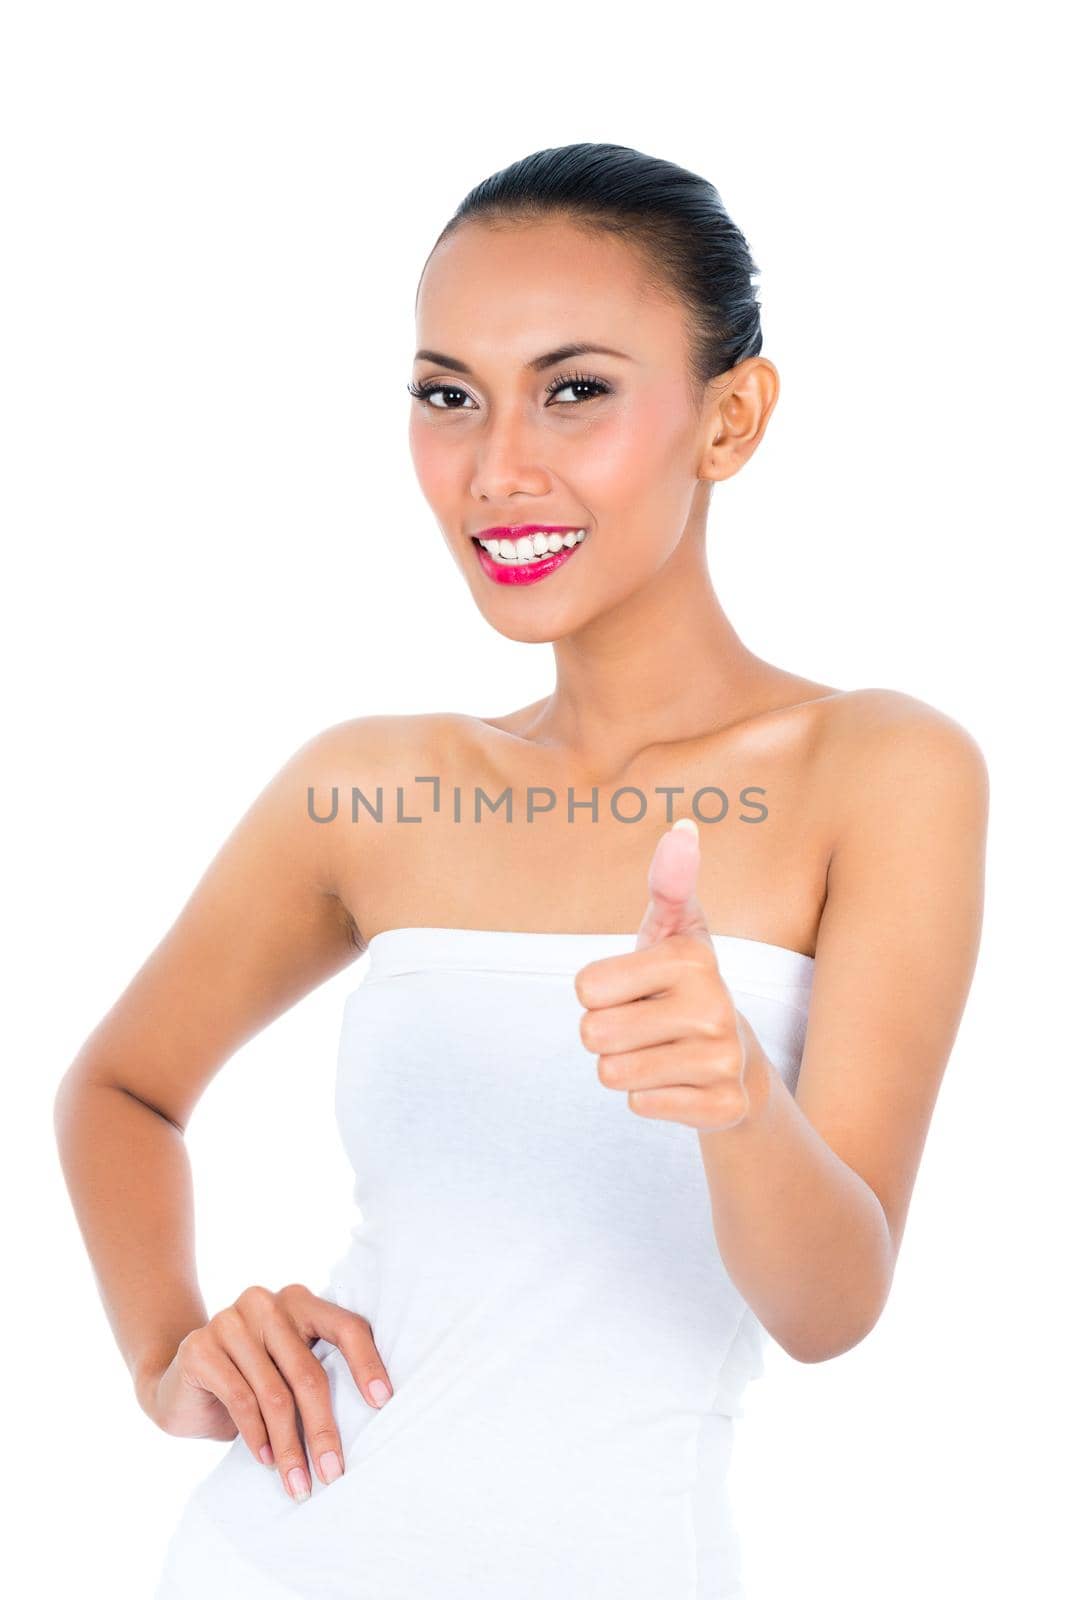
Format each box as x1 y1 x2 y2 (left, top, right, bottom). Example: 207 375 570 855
672 817 698 837
259 1443 275 1466
368 1378 392 1407
287 1466 311 1502
320 1449 343 1484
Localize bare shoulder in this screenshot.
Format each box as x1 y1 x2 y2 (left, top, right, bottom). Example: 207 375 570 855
293 710 471 810
294 706 473 818
817 684 984 747
300 710 479 945
811 686 989 802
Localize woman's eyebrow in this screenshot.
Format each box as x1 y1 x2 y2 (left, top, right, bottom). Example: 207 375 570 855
413 341 635 376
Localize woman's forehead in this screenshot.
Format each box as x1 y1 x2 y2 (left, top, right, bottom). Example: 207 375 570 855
415 228 684 366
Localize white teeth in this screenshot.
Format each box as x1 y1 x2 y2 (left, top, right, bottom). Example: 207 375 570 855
476 529 586 564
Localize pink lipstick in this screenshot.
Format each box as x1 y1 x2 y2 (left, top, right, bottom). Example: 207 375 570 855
470 526 588 587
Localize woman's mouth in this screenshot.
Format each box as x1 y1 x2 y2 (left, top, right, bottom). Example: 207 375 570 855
470 527 587 587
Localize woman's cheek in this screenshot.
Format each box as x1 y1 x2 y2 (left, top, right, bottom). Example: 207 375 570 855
585 400 682 501
408 421 459 509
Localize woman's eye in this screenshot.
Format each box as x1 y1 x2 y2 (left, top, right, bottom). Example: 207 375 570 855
544 374 612 405
406 382 473 410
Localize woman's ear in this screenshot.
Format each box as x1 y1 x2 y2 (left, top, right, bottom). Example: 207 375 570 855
698 356 780 483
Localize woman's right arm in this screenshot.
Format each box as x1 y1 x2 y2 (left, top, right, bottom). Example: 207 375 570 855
52 718 368 1416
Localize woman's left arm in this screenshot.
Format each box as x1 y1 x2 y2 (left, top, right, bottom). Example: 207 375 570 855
699 695 990 1362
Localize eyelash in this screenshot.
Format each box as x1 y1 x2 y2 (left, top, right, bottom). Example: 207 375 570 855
406 370 612 410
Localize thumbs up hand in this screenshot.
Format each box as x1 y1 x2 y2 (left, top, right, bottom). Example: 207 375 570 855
574 819 767 1133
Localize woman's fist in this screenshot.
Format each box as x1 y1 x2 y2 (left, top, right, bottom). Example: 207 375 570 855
575 819 767 1133
140 1283 393 1502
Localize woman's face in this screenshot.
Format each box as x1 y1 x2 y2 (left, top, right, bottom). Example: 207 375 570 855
410 216 725 643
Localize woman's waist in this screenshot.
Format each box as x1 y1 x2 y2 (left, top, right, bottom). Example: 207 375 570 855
318 1248 763 1418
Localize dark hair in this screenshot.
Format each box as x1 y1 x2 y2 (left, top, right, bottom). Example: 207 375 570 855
424 142 763 410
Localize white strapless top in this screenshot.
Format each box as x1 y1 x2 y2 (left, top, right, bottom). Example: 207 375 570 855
155 927 814 1600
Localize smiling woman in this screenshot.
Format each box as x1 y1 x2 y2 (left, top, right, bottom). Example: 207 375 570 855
54 142 988 1600
400 154 783 662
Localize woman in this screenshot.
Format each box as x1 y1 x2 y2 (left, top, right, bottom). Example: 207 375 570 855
55 143 989 1598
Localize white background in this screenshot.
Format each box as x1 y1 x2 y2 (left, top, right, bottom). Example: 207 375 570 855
4 3 1062 1595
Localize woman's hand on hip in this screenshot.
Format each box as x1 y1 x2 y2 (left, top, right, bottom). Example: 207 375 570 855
141 1283 393 1502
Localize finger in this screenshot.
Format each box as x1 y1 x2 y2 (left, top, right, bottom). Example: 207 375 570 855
575 929 719 1010
290 1290 394 1414
627 1078 750 1130
328 1317 394 1414
581 977 730 1055
634 817 713 951
259 1318 350 1497
598 1035 733 1093
185 1331 276 1469
216 1314 320 1500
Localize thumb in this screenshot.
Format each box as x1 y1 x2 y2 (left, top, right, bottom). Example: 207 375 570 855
634 817 713 952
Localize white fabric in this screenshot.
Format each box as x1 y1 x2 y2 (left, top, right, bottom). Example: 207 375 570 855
155 926 814 1599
